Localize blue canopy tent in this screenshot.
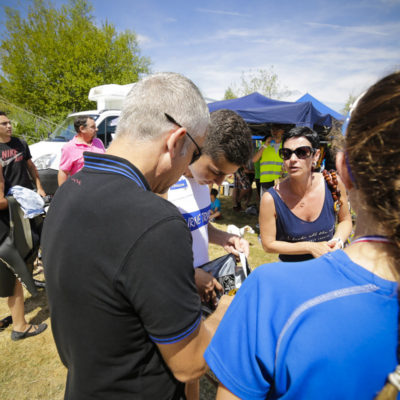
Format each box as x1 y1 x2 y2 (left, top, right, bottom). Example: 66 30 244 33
296 93 345 121
208 92 333 128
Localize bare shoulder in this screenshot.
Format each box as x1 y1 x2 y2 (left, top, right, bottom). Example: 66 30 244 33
313 171 324 182
261 189 274 206
260 188 277 216
270 177 289 199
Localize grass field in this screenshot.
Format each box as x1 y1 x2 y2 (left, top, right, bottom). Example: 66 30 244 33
0 190 278 400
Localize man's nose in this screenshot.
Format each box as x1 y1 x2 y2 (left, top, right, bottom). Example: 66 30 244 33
214 175 225 186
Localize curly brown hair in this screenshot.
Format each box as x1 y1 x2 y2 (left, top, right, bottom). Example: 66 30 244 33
345 71 400 400
346 72 400 250
204 109 253 166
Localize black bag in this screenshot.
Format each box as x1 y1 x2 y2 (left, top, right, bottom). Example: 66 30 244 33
199 253 251 314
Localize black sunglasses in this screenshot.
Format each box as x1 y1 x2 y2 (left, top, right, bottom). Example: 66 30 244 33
279 146 314 160
164 113 202 165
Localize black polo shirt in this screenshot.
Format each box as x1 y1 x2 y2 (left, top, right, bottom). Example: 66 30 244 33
42 152 201 400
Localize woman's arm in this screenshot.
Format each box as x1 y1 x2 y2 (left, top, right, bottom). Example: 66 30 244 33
259 191 333 258
252 144 265 163
328 176 353 250
216 384 241 400
252 137 272 163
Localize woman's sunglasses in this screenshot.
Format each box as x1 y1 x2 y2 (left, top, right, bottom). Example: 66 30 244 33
279 146 314 160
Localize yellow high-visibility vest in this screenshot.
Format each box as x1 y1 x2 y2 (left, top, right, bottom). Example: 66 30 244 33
260 143 283 183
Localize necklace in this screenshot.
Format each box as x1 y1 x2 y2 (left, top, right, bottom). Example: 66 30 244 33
351 235 394 245
289 179 313 208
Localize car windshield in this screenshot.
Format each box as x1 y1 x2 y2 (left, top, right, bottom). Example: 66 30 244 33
49 115 99 142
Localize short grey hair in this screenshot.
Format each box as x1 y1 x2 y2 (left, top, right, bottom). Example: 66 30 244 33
116 73 210 152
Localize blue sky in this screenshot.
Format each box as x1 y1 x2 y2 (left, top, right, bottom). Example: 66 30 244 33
1 0 399 112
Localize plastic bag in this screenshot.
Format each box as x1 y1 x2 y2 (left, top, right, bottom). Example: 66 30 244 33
199 253 250 314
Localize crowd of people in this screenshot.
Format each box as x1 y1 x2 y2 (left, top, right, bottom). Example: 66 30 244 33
0 70 400 400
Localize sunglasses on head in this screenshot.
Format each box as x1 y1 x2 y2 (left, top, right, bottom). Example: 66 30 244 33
279 146 314 160
164 113 202 165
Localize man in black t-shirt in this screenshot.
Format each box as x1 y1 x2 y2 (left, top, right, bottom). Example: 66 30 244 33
0 112 47 340
0 112 46 196
42 73 232 399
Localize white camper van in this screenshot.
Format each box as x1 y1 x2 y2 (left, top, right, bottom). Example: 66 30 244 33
29 83 134 194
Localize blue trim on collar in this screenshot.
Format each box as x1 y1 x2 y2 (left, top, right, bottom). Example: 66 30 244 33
84 154 147 190
170 178 188 190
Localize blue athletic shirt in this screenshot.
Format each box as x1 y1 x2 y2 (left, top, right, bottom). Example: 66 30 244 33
268 180 335 262
205 250 399 400
211 197 221 212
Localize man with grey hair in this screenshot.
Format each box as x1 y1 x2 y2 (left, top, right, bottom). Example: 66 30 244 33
42 73 232 399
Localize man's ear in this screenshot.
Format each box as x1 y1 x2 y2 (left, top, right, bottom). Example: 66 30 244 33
165 127 186 159
336 151 354 190
313 148 320 163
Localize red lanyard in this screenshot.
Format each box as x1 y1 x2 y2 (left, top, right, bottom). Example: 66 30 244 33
351 235 393 245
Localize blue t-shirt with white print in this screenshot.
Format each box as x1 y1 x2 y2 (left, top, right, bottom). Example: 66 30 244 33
205 250 399 399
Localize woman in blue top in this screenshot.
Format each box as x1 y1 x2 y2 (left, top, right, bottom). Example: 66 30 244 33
204 72 400 399
259 126 352 261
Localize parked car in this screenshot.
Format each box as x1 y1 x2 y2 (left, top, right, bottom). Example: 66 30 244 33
29 84 133 195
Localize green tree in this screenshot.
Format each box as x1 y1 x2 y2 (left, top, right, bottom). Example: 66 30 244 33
342 94 357 115
0 0 150 120
223 87 237 100
226 66 292 99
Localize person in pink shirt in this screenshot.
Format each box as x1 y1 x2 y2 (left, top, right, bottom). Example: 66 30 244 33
58 116 105 186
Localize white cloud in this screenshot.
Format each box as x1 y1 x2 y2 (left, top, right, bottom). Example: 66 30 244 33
306 21 389 36
123 3 400 112
380 0 400 4
195 8 251 17
136 34 152 45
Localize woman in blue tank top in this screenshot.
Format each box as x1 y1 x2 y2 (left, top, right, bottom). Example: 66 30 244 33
259 126 352 261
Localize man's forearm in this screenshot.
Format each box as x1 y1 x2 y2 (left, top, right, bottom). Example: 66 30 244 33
208 223 231 247
58 170 69 186
203 295 232 335
27 162 44 190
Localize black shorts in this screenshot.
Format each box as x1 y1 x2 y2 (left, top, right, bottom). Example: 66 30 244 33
260 181 275 196
0 261 16 297
245 173 255 186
